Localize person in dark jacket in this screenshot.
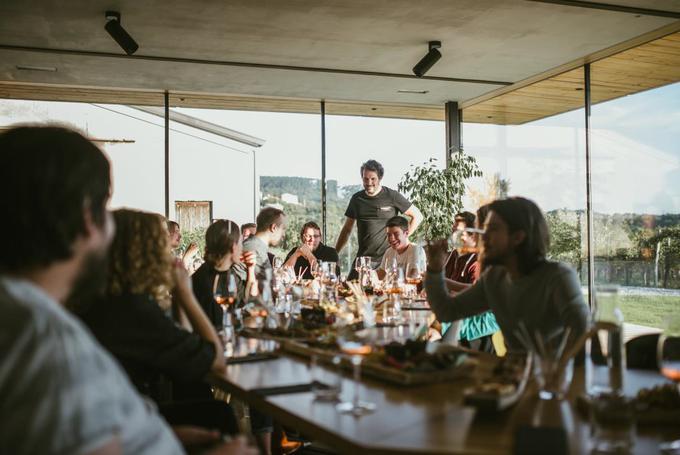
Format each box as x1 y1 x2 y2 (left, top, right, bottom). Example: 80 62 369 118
283 221 339 279
192 220 257 329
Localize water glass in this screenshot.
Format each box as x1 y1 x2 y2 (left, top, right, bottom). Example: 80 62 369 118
310 354 342 402
590 393 635 453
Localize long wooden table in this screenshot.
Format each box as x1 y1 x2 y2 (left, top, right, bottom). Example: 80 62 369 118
209 343 679 454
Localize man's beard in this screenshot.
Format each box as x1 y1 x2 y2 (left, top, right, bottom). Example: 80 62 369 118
64 250 109 315
479 247 508 271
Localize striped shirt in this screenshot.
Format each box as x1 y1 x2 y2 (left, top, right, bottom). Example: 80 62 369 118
0 276 183 455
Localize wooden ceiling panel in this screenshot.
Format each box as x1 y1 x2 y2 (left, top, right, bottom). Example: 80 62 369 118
463 32 680 125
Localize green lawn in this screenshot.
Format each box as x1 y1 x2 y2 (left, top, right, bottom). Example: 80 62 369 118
619 295 680 329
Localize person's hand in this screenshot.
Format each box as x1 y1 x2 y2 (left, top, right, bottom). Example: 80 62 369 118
184 242 199 259
425 239 448 273
241 251 257 269
205 436 258 455
172 258 192 293
172 425 220 447
297 244 313 259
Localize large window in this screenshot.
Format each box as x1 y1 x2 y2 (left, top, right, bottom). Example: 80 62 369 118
462 71 587 282
172 108 322 260
0 99 165 213
326 115 445 273
591 78 680 330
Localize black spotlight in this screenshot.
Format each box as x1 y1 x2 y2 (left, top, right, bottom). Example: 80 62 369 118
105 11 139 55
412 41 441 77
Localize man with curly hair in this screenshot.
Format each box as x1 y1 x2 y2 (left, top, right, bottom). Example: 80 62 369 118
335 159 423 279
0 126 254 455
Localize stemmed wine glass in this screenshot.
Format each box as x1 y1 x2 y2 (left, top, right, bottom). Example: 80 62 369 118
354 257 363 279
335 327 377 416
214 272 238 353
658 314 680 453
405 262 423 299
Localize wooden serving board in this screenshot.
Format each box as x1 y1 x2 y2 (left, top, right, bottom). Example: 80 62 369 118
575 395 680 426
280 339 477 386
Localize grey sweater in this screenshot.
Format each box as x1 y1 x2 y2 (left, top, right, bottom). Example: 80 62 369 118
425 261 589 352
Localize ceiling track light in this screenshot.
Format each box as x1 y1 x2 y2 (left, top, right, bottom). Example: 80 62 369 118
412 41 441 77
105 11 139 55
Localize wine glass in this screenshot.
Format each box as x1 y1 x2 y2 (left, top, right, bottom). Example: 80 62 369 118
449 227 484 255
214 273 237 312
311 260 321 280
354 257 363 278
335 328 377 416
405 262 423 298
657 314 680 453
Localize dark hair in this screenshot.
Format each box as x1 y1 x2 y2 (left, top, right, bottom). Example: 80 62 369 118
166 220 179 232
488 197 550 274
385 216 408 231
241 222 256 231
0 126 111 272
256 207 285 233
476 204 491 229
454 211 476 229
300 221 321 239
360 159 384 179
205 219 241 264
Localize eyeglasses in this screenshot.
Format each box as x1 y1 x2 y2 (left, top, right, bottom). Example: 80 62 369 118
303 234 321 240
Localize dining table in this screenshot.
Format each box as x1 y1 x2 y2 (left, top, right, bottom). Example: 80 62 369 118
208 328 680 455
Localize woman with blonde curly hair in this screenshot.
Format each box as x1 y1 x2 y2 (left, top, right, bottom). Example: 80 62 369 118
76 209 238 435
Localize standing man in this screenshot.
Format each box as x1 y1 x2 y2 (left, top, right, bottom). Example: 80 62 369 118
335 159 423 279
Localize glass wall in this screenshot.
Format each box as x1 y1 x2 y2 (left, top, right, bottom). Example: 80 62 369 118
590 78 680 330
173 108 322 260
326 115 446 273
0 99 165 213
462 72 588 282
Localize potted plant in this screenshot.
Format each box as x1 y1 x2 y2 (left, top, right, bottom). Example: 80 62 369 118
398 148 482 240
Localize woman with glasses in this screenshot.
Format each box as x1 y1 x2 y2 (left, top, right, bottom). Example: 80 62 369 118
283 221 339 279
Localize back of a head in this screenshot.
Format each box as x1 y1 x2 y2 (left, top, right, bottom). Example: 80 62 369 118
476 204 491 229
256 207 284 233
0 125 111 272
205 219 241 264
108 208 173 302
488 197 550 273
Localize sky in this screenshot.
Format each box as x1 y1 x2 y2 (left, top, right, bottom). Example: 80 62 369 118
0 81 678 218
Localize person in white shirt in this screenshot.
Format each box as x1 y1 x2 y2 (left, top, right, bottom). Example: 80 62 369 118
377 216 426 279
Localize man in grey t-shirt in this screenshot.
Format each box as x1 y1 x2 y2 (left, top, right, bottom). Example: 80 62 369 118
233 207 287 281
0 126 253 455
425 197 589 353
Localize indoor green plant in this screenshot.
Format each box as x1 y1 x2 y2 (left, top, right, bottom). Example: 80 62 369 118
398 148 482 240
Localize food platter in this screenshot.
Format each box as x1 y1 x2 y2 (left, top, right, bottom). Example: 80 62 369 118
463 353 532 412
281 338 478 386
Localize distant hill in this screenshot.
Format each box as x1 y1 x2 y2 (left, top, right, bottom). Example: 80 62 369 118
260 175 362 202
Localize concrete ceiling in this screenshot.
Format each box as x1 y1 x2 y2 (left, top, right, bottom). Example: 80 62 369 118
0 0 678 107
